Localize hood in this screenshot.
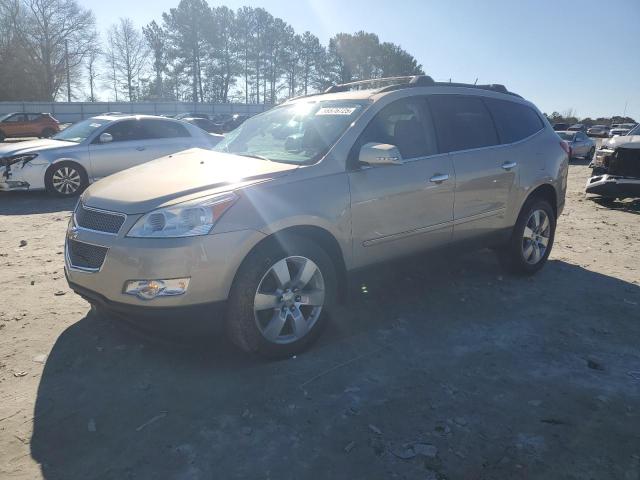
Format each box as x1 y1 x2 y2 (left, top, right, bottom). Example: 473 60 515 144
0 139 77 158
82 148 298 214
602 135 640 150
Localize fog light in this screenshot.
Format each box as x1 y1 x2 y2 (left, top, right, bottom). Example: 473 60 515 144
124 278 190 300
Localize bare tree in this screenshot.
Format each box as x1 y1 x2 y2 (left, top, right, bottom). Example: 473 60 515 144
107 18 148 101
85 43 101 101
21 0 97 100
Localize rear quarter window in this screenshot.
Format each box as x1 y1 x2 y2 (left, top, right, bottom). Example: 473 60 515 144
484 98 544 144
428 95 499 152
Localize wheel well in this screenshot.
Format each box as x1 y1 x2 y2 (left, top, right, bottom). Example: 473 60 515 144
45 160 88 182
527 183 557 217
250 225 348 299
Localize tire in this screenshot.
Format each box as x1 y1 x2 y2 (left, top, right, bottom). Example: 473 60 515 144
45 161 88 197
498 197 556 275
41 128 56 138
0 131 5 142
586 147 595 161
226 234 337 359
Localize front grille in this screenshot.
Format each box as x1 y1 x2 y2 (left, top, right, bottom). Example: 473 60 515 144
67 239 108 270
75 204 125 234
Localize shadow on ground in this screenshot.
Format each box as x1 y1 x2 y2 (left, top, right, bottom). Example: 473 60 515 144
590 196 640 215
0 191 76 215
31 253 640 479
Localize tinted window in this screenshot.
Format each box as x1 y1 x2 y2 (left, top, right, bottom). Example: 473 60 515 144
141 119 191 139
484 98 544 144
4 114 26 122
27 114 42 121
102 120 149 142
355 97 438 160
428 95 499 152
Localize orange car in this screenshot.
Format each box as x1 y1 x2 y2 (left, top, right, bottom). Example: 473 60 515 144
0 113 60 142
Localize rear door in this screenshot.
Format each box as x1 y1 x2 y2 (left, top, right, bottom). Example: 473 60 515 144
138 119 196 158
428 95 516 241
349 96 455 267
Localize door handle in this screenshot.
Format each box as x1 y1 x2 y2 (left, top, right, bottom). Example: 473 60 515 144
429 173 449 184
136 146 146 151
502 161 517 170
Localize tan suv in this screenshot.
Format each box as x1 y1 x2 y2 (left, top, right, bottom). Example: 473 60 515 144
65 76 568 358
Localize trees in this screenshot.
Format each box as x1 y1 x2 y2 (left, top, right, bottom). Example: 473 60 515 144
106 18 148 101
21 0 97 100
143 21 167 100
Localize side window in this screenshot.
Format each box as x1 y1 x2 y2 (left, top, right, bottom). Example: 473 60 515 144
355 97 438 161
485 98 544 144
428 95 499 152
140 120 191 139
27 114 42 121
101 120 148 142
5 114 26 122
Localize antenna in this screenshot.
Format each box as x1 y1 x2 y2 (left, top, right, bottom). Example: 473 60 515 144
474 77 478 85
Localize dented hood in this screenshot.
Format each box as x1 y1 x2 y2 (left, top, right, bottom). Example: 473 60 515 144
82 148 298 214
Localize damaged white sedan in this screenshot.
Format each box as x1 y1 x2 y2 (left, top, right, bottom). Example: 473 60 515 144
0 114 222 197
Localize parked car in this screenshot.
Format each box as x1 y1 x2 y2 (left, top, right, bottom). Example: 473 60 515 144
64 75 567 358
0 114 219 196
590 123 640 175
181 117 224 136
556 131 595 160
568 123 587 132
0 113 60 141
175 112 210 120
587 125 609 137
586 133 640 199
609 123 636 137
553 122 570 131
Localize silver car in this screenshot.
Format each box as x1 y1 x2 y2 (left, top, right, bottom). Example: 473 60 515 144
0 114 221 196
65 76 568 358
556 130 595 160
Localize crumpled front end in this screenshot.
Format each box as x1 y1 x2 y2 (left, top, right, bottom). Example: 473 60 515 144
586 146 640 199
0 156 48 191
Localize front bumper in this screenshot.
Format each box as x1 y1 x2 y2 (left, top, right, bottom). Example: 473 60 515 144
585 174 640 199
65 216 266 309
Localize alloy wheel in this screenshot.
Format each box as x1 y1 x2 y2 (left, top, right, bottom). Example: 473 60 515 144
51 166 81 195
253 256 325 344
522 209 551 265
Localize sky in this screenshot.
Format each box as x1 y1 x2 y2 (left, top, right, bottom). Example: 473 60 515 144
87 0 640 120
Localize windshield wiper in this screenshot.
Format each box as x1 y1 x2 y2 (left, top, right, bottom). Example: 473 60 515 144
236 153 271 162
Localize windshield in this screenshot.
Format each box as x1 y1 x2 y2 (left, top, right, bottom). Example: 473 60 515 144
52 118 109 143
626 124 640 136
557 132 575 140
214 100 368 164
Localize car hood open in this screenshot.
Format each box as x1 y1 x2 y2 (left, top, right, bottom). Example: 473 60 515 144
82 148 299 214
0 139 77 157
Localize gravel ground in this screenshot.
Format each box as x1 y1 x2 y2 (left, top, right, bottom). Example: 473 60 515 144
1 159 639 480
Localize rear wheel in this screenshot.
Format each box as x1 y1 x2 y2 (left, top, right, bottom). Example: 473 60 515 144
226 235 337 358
45 161 88 197
498 197 556 275
586 147 595 161
0 131 5 142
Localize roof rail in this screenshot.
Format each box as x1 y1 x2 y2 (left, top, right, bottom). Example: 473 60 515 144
432 82 520 97
324 75 435 93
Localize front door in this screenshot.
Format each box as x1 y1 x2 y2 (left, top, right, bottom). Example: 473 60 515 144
88 120 158 179
349 96 455 268
1 113 28 137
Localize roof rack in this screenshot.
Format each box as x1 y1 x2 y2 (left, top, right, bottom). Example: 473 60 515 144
324 75 435 93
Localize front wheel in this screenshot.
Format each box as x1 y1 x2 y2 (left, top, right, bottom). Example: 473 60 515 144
226 235 337 358
498 198 556 275
45 161 88 197
41 128 56 138
586 147 595 161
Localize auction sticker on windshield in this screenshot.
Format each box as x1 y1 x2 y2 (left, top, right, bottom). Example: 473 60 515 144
316 107 358 116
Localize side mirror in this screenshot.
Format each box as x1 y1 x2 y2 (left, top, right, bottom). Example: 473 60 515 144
359 142 403 167
99 132 113 144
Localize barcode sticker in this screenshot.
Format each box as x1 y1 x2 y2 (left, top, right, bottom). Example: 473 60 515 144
316 107 357 116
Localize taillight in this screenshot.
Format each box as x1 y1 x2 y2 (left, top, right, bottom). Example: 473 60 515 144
559 140 570 157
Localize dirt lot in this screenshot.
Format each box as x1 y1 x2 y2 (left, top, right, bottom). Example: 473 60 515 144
1 159 639 480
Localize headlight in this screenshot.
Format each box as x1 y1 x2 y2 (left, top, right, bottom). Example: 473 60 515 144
7 154 38 166
127 192 238 238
